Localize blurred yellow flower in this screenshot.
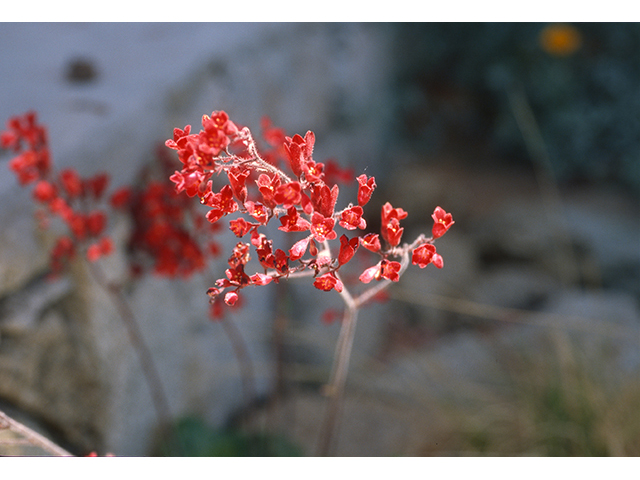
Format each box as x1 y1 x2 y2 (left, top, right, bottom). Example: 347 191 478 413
539 23 582 56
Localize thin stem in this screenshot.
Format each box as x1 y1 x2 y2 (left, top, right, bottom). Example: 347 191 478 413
316 244 415 456
242 128 293 184
316 283 358 456
219 316 256 409
0 409 73 456
507 85 582 286
87 261 174 433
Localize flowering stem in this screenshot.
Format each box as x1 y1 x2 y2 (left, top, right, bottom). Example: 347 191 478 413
317 242 415 456
87 261 174 436
316 267 359 456
0 408 73 456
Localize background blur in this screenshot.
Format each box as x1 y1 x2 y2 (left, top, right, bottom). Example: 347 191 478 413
0 23 638 456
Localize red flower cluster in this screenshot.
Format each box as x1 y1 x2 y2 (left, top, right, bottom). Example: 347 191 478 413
109 146 221 278
2 112 114 273
165 111 454 308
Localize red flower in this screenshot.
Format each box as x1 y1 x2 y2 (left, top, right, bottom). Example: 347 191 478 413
165 124 192 151
313 272 343 293
250 273 273 286
339 205 366 230
256 174 280 208
359 262 381 284
412 243 444 269
360 233 381 253
431 206 454 239
32 180 57 203
229 217 254 237
284 131 315 177
302 159 324 183
274 248 289 273
86 173 109 199
203 185 238 223
289 235 312 261
338 234 359 266
310 183 339 218
310 212 337 242
225 264 250 286
228 242 251 268
359 259 402 283
274 181 302 208
323 159 354 186
278 206 311 233
245 201 270 225
110 187 132 209
380 202 408 247
59 169 83 198
228 168 250 203
86 211 107 236
379 259 402 282
86 236 114 262
224 291 239 306
199 121 230 156
169 168 207 197
356 174 376 206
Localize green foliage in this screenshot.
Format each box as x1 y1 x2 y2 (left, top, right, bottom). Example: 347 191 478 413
393 23 640 194
156 417 304 457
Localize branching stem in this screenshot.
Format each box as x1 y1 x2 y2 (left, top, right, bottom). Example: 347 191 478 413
0 408 73 456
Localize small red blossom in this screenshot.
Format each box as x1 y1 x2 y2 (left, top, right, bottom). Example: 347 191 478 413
356 174 376 206
284 131 315 177
228 168 250 203
225 264 250 287
250 273 273 286
273 248 289 273
338 234 359 266
310 212 337 242
110 187 132 209
32 180 57 203
411 243 443 269
59 169 83 198
289 235 312 261
339 205 366 230
358 259 402 283
359 262 381 284
86 211 107 236
86 236 114 262
86 173 109 199
360 233 381 253
224 291 239 306
278 206 311 233
313 272 343 293
302 159 324 183
431 206 454 239
323 159 354 186
310 183 339 218
229 217 255 237
170 168 207 197
203 185 238 223
256 174 280 208
381 202 408 247
228 242 251 268
245 201 270 225
274 181 302 208
380 259 402 282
